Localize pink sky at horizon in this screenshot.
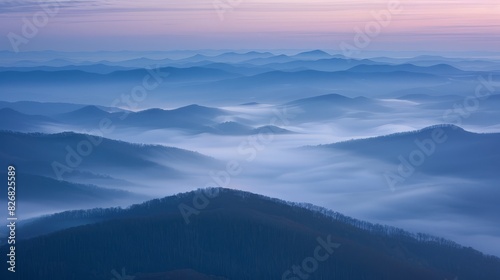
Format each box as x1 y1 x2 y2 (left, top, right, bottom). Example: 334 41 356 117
0 0 499 52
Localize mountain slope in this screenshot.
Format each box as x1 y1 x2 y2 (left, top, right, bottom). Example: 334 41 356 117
0 131 217 181
50 104 229 133
0 101 100 115
0 108 59 132
315 125 500 179
6 188 500 280
292 50 333 60
282 93 386 120
0 173 140 219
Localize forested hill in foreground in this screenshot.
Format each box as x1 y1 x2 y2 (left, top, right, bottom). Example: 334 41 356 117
3 188 500 280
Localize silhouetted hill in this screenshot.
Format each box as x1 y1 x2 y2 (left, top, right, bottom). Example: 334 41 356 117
0 101 124 115
0 70 104 84
48 104 231 133
260 57 380 71
5 188 500 280
58 105 110 122
0 173 139 218
7 102 277 135
253 125 293 134
125 104 226 132
0 130 217 180
213 122 293 135
287 93 372 107
199 62 273 75
292 50 332 60
213 121 253 135
177 52 274 64
107 67 240 82
210 51 275 62
14 173 132 203
0 108 58 132
239 102 260 106
316 125 500 179
283 93 384 120
98 57 173 68
242 54 294 65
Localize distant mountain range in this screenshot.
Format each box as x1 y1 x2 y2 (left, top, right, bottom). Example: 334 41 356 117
0 64 135 74
3 50 497 105
4 188 499 280
195 69 448 101
0 103 294 135
0 66 241 85
0 100 125 115
345 63 465 75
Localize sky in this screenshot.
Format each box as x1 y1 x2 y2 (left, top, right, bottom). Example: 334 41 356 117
0 0 499 52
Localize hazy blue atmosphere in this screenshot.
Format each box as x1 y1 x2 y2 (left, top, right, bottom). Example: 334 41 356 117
1 1 500 279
